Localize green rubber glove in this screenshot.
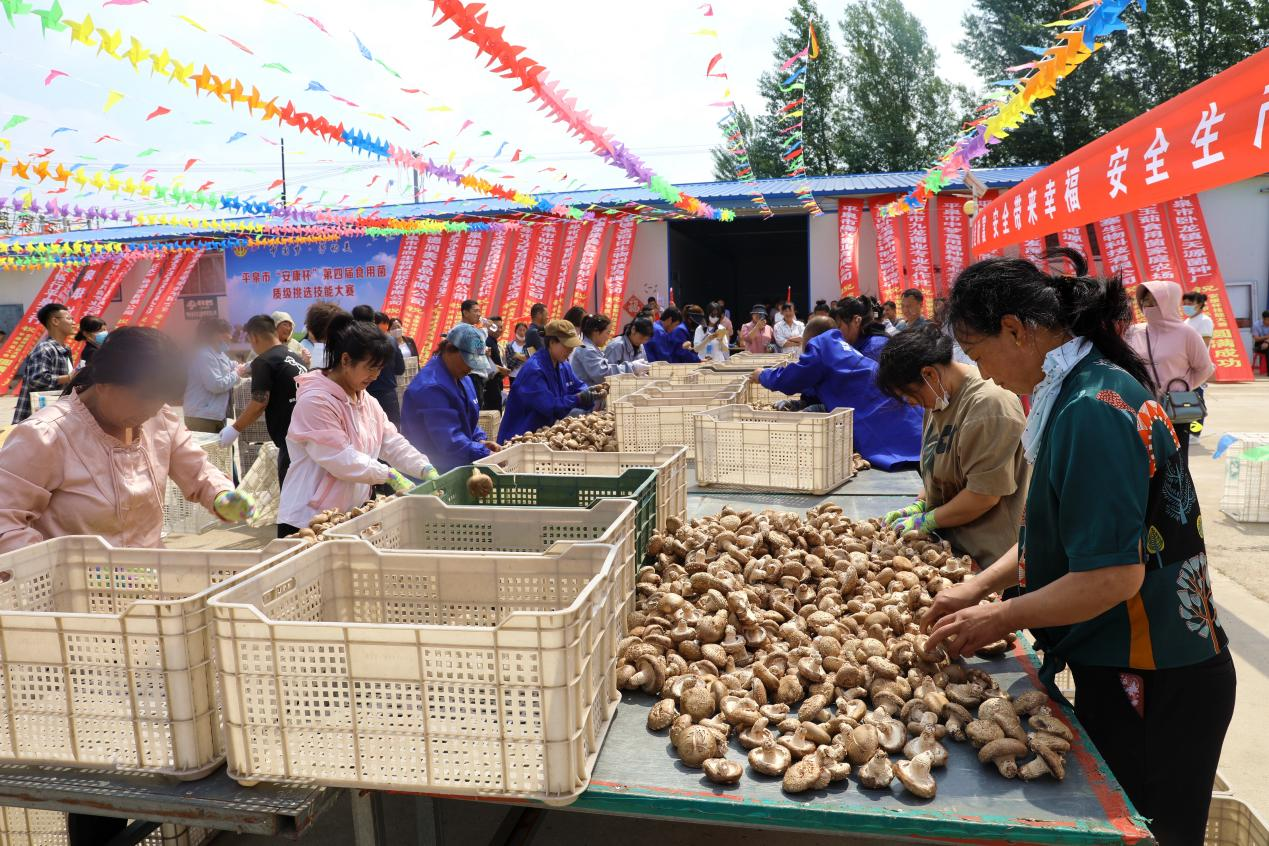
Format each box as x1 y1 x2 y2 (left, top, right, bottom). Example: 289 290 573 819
424 467 439 481
386 469 415 493
894 510 938 535
883 500 926 525
213 490 256 522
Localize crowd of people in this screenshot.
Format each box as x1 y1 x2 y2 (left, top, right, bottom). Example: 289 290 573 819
0 247 1233 843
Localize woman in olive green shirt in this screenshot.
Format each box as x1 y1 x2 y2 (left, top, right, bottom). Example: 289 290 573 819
874 324 1028 568
923 249 1234 846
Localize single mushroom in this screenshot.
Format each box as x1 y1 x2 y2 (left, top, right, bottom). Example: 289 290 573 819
903 728 948 767
680 685 717 721
703 757 744 784
647 699 678 731
943 703 973 743
782 754 824 793
669 713 694 749
778 726 819 759
895 751 938 799
748 738 793 777
1011 689 1051 716
1022 734 1070 781
979 697 1028 743
874 716 907 755
978 737 1028 779
466 467 494 499
676 724 726 768
856 749 895 789
1028 714 1074 743
817 746 852 783
846 723 880 766
738 716 776 750
966 719 1005 749
628 655 667 695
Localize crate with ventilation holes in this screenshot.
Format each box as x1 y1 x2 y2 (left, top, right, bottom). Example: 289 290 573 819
209 539 625 803
478 409 502 441
613 385 743 459
0 536 300 779
694 404 854 495
162 432 237 536
0 806 215 846
476 443 687 533
603 376 670 403
1205 795 1268 846
1219 433 1269 522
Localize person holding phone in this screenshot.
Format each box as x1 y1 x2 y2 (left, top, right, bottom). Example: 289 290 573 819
739 305 775 354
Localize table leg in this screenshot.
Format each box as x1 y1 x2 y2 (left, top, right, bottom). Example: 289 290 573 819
414 796 443 846
67 813 127 845
103 821 160 846
349 789 385 846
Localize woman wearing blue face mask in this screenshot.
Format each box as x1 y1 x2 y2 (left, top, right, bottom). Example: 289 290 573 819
874 323 1029 569
73 315 108 368
184 316 244 434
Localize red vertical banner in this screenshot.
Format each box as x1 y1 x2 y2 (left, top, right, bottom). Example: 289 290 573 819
837 198 863 298
79 256 138 319
600 219 638 319
901 205 935 314
475 229 509 305
571 221 608 309
401 234 443 342
0 265 79 389
548 222 586 317
381 235 420 318
137 251 204 328
422 233 466 355
523 223 563 324
1094 215 1144 299
937 198 970 295
434 231 487 340
1131 204 1181 283
1057 225 1096 271
870 200 906 305
496 228 538 326
116 255 168 327
1166 195 1252 382
970 191 1005 259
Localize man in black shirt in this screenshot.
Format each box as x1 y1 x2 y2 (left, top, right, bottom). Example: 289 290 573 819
483 316 508 410
523 302 548 356
220 314 308 485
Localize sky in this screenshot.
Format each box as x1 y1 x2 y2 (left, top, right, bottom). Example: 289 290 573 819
0 0 980 225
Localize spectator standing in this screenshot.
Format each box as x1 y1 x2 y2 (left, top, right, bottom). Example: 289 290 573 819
220 314 309 486
882 301 900 335
13 302 75 423
74 315 108 367
895 289 928 331
389 317 419 358
523 303 549 355
1182 292 1215 348
693 303 731 363
773 302 806 352
738 305 775 354
300 301 341 370
506 322 530 384
184 317 240 434
483 316 509 410
270 311 312 367
351 305 405 425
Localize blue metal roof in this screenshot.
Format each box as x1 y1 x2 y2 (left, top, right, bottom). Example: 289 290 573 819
5 166 1044 246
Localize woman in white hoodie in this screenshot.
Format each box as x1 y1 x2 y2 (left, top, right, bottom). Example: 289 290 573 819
278 313 434 537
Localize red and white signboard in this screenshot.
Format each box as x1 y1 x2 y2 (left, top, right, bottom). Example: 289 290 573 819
572 221 608 309
422 233 466 354
837 198 863 298
871 199 906 305
937 198 970 294
498 228 537 328
475 229 509 304
524 223 563 325
0 265 78 389
601 219 638 318
116 256 168 328
973 47 1269 252
1093 215 1144 298
137 251 203 328
1130 203 1181 283
381 235 420 317
903 205 936 312
401 234 444 341
549 222 586 316
434 231 487 344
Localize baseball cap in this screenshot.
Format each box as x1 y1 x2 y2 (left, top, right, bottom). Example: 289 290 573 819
447 323 493 375
270 310 294 327
544 319 581 349
750 304 768 317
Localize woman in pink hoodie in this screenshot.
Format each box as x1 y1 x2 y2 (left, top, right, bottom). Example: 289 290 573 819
278 313 434 536
1126 279 1214 464
0 327 251 553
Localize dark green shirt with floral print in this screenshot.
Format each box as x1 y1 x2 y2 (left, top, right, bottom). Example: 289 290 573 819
1019 349 1227 671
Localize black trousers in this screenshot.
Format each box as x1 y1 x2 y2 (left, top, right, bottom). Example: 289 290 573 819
1072 650 1235 845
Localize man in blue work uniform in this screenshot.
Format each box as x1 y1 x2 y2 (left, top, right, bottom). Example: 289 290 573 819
643 306 700 363
751 315 922 470
498 320 607 442
401 323 500 473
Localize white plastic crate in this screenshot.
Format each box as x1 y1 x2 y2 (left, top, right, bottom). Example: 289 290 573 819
30 391 63 411
210 540 624 802
0 536 299 779
0 806 215 846
1220 433 1269 522
230 380 271 446
1205 796 1269 846
163 433 236 536
476 444 688 531
646 362 703 380
236 441 281 529
604 376 670 403
694 405 854 494
479 410 502 440
730 351 796 366
613 386 743 459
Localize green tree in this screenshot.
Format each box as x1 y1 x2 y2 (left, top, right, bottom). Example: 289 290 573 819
958 0 1267 166
835 0 974 173
710 105 781 182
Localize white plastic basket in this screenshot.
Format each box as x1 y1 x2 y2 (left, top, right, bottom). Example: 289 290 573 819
645 362 703 380
1220 433 1269 522
163 433 236 536
231 380 271 446
0 806 215 845
604 376 670 403
0 536 300 779
210 540 624 802
694 405 854 494
478 410 502 441
476 444 688 532
730 351 796 364
30 391 63 411
613 386 743 459
1205 796 1269 846
236 441 281 528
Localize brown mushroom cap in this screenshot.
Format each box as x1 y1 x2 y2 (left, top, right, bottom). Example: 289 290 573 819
857 749 895 789
979 697 1028 743
676 725 726 768
703 757 744 784
647 699 679 732
978 737 1028 779
680 685 716 721
1012 689 1051 716
1029 714 1075 743
903 728 949 768
846 723 880 766
782 755 824 793
895 751 938 799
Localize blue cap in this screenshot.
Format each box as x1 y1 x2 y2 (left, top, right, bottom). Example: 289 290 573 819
447 323 492 375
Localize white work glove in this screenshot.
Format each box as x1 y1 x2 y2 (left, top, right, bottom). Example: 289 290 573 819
218 425 240 447
631 361 651 376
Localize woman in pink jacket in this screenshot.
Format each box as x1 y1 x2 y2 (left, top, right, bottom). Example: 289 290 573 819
0 327 252 553
1126 279 1215 465
277 313 434 536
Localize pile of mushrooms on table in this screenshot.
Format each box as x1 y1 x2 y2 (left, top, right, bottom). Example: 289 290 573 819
500 411 617 451
623 504 1073 799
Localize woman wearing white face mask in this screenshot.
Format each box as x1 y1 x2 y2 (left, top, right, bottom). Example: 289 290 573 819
874 324 1029 568
73 315 108 368
693 302 731 363
388 317 419 359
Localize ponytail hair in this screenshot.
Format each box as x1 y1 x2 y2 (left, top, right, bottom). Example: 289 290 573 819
835 296 887 339
947 247 1153 392
580 313 612 339
68 326 186 401
323 312 394 372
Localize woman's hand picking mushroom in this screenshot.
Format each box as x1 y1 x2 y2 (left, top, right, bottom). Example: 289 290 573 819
924 600 1016 660
921 579 984 634
893 510 938 535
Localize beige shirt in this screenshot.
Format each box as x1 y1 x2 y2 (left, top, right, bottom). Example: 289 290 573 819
921 372 1028 567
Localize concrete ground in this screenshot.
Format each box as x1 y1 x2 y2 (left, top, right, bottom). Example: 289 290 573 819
2 382 1266 843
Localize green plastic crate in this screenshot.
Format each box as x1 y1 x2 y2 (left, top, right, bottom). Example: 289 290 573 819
411 465 658 564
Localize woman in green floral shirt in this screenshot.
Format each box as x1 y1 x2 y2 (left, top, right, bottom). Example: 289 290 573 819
923 249 1234 846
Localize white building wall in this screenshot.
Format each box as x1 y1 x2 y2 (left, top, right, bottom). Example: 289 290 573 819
621 220 667 308
1197 176 1268 318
